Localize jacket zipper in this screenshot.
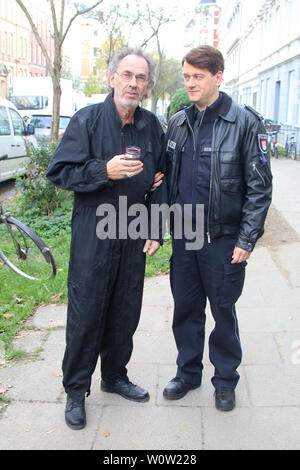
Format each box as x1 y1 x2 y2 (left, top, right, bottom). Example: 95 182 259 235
252 162 266 186
185 114 196 157
185 114 197 209
207 119 218 244
186 111 206 222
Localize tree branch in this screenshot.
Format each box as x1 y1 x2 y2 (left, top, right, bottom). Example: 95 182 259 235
61 0 104 46
49 0 59 41
59 0 66 38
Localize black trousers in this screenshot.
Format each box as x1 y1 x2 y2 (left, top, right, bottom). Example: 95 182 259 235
170 235 246 389
62 206 146 403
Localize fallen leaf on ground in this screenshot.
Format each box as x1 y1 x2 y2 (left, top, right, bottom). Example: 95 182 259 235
103 430 110 437
52 370 62 377
46 429 55 434
50 293 64 301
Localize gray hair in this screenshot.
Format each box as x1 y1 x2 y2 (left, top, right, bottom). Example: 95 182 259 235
107 47 156 93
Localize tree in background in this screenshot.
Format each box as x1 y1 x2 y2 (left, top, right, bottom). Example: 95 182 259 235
156 56 183 113
167 88 191 121
89 1 178 113
94 34 128 90
15 0 104 143
83 74 101 97
137 3 173 114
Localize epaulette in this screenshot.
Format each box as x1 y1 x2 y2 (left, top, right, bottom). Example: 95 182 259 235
244 105 264 121
169 108 187 127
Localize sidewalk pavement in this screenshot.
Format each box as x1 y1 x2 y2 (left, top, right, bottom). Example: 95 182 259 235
0 159 300 451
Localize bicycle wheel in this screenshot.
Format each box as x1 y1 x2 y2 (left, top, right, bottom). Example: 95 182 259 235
0 216 56 281
291 145 296 160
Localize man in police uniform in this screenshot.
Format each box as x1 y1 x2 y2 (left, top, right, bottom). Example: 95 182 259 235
163 45 272 411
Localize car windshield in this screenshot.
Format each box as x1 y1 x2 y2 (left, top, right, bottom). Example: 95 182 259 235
30 116 52 128
30 115 71 129
10 95 44 110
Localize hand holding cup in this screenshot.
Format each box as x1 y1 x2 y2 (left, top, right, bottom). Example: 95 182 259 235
106 147 143 180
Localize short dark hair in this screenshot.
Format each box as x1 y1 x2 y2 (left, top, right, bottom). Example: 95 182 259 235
182 45 224 75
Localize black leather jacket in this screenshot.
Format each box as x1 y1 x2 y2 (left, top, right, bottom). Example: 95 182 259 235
165 92 272 251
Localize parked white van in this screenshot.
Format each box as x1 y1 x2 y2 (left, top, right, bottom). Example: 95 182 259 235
0 97 37 183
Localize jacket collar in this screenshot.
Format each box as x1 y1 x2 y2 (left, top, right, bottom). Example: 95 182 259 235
177 91 236 126
218 92 236 122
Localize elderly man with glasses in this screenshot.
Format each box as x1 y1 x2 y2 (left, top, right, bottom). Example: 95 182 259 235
47 48 166 430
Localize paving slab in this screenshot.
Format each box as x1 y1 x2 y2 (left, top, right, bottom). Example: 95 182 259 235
93 405 203 451
0 402 101 450
202 406 300 450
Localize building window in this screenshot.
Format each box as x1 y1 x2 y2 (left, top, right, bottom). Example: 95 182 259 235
8 33 13 56
243 87 251 105
265 78 271 118
2 31 7 54
287 70 295 124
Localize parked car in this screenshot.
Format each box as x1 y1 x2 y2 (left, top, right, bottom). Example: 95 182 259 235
29 114 71 144
0 97 37 183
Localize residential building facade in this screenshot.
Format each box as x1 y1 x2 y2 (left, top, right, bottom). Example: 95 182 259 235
0 0 54 98
184 0 221 51
198 0 221 48
218 0 300 128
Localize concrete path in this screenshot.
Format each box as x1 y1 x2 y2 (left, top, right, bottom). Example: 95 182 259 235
0 158 299 451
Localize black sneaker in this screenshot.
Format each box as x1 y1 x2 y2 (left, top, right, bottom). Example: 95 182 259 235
101 378 150 403
215 387 236 411
65 395 86 430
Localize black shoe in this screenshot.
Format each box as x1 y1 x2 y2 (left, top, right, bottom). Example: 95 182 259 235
65 395 86 430
215 387 236 411
163 377 201 400
101 378 150 403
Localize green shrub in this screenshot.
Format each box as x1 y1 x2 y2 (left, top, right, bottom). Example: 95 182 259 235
167 88 191 120
14 142 72 217
11 143 73 239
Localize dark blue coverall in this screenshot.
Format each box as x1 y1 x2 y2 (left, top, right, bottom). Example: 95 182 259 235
47 95 165 403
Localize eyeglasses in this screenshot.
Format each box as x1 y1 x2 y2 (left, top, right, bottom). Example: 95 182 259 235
115 71 148 85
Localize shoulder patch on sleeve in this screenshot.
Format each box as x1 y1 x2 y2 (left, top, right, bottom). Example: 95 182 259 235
244 105 264 121
258 134 268 154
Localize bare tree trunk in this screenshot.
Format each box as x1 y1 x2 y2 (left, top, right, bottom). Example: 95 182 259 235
52 79 62 142
15 0 104 143
50 40 62 142
151 87 158 114
139 5 170 116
